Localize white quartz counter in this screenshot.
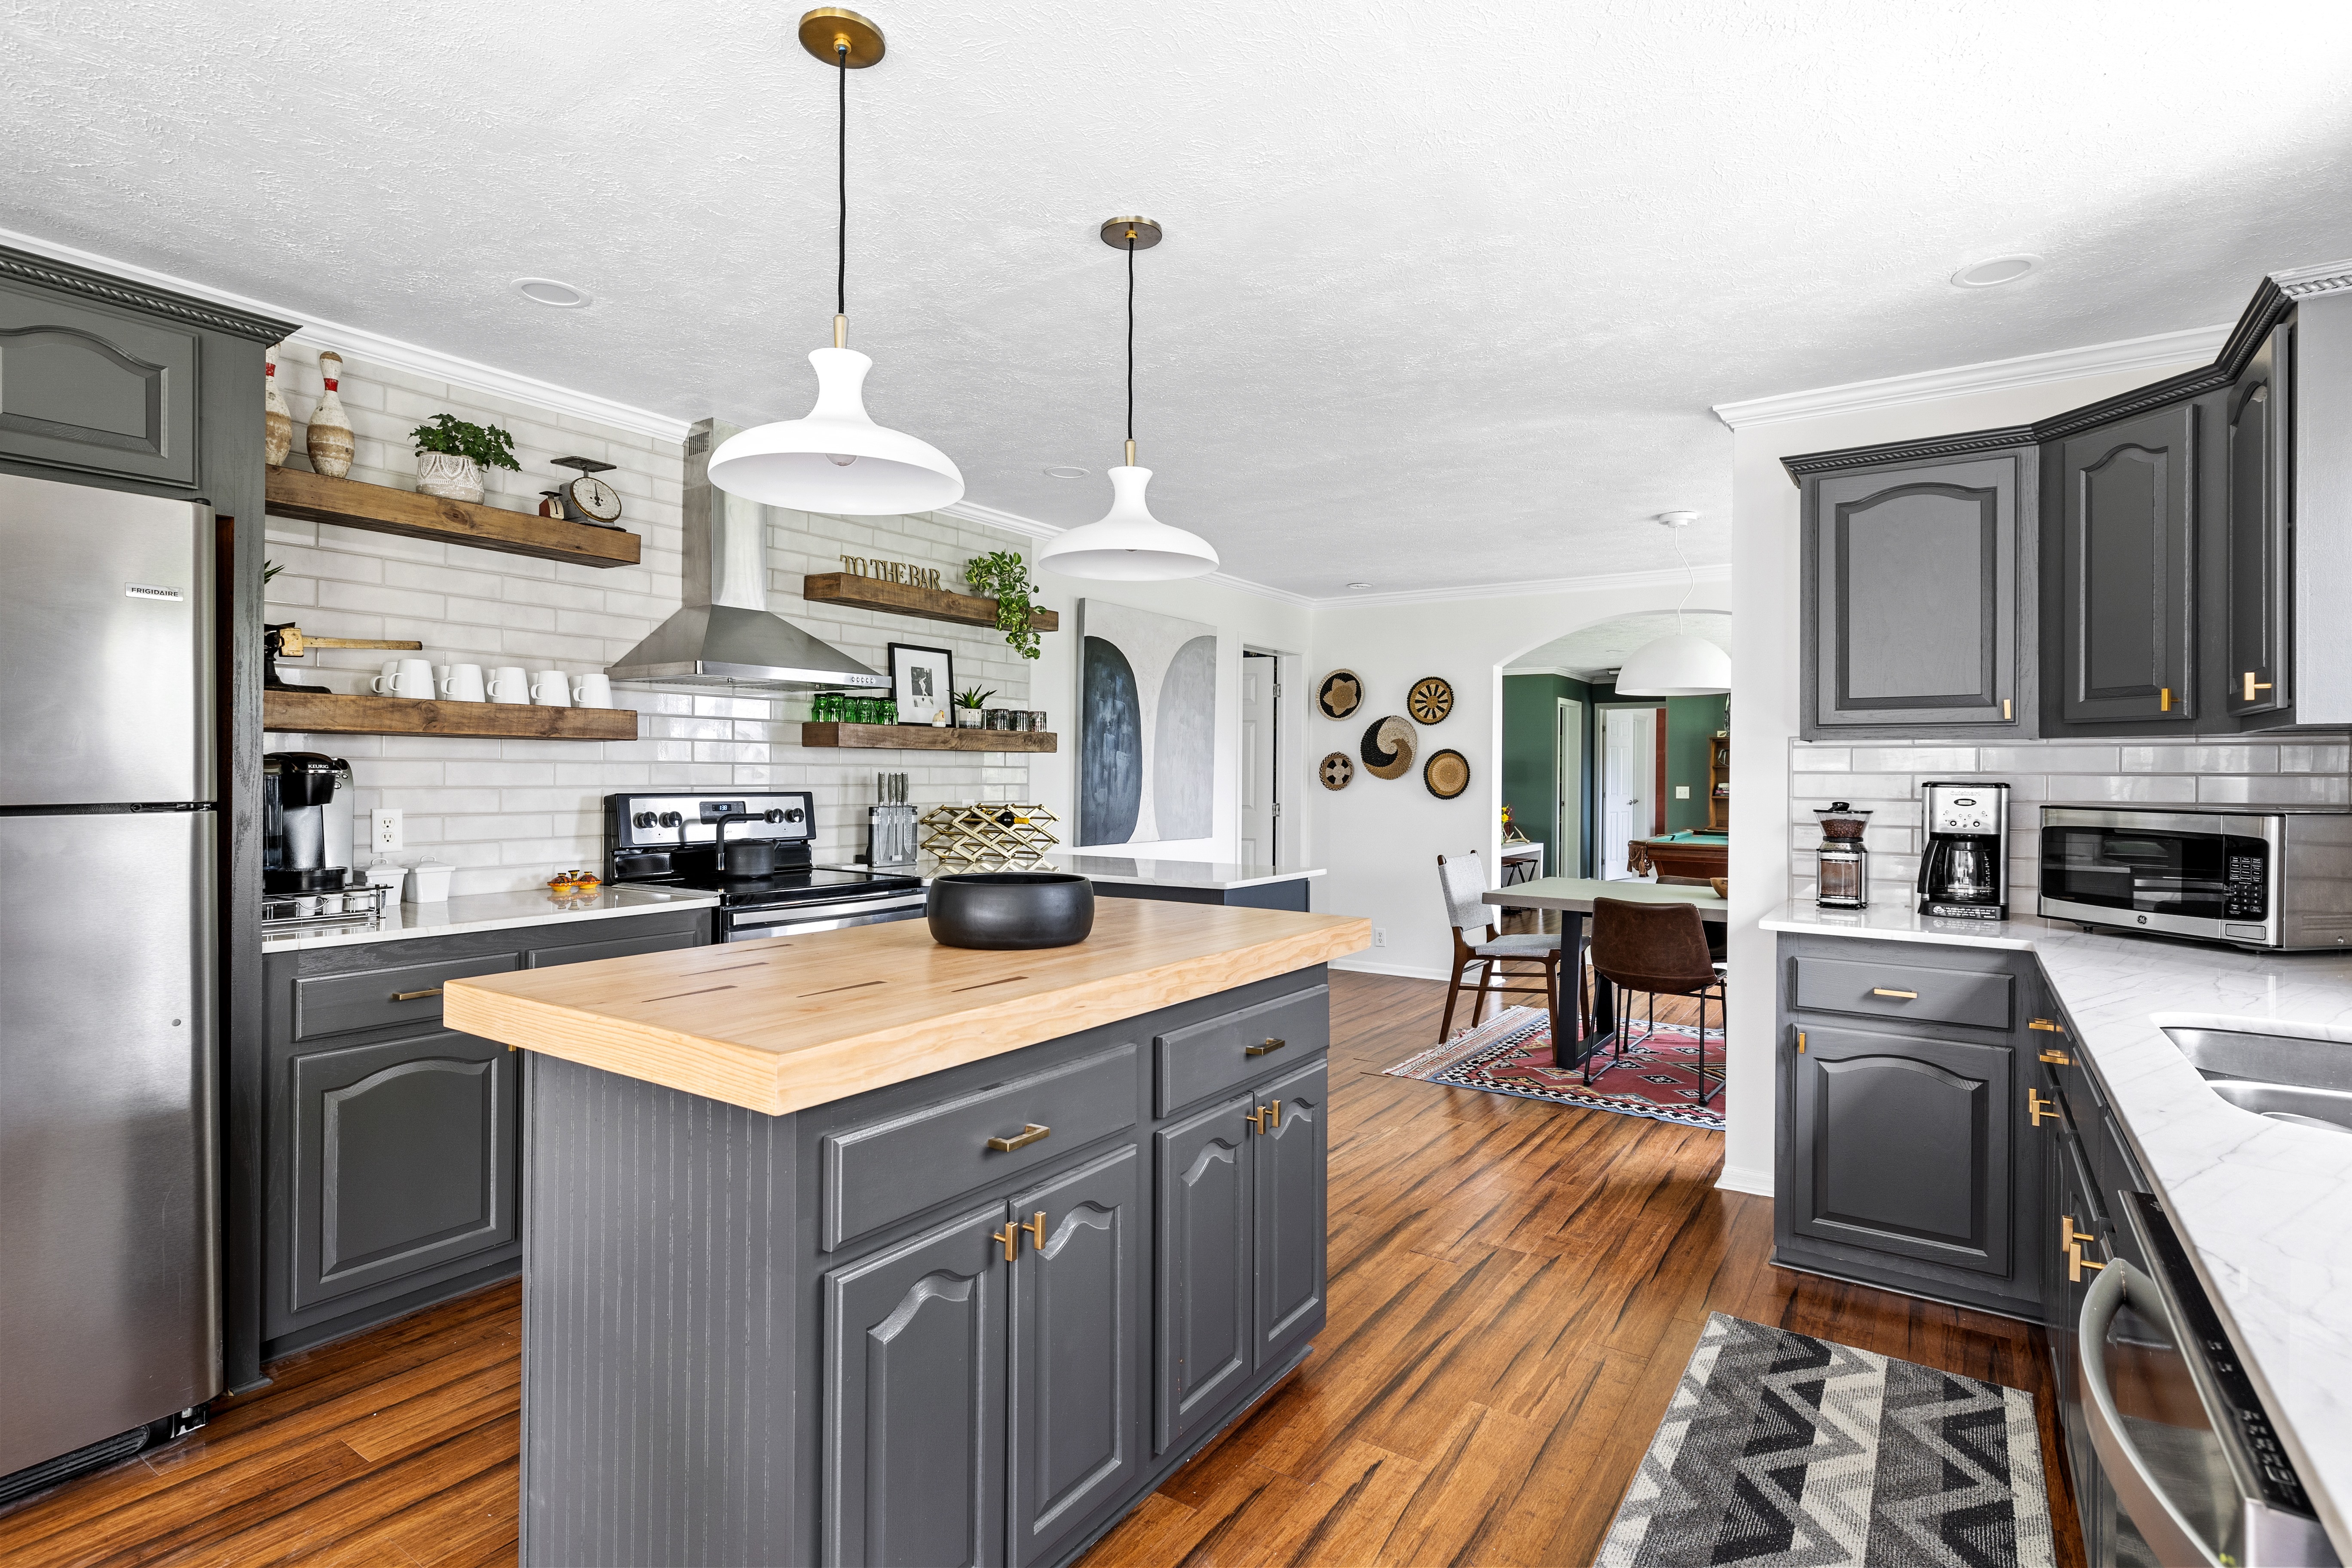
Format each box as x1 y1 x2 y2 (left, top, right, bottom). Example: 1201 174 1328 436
1045 854 1326 891
260 885 720 953
1764 900 2352 1550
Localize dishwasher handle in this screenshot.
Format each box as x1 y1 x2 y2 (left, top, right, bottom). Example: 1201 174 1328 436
2079 1259 2224 1568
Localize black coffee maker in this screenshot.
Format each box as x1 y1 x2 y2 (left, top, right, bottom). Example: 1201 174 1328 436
1917 780 2010 919
263 751 354 893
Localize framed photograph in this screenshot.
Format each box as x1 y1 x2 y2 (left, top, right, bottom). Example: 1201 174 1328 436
887 641 955 726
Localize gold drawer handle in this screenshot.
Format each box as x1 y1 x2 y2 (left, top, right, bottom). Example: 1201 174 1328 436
2064 1216 2109 1283
390 988 444 1002
2029 1018 2064 1033
985 1123 1050 1153
2244 671 2273 702
2029 1090 2059 1128
1871 987 1918 1000
992 1222 1019 1262
1020 1210 1048 1249
1245 1036 1288 1057
2040 1048 2073 1066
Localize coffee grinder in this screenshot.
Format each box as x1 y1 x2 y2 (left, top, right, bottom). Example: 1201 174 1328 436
1917 780 2010 919
263 751 355 893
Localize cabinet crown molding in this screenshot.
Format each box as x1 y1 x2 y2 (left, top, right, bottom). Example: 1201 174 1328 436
0 243 298 343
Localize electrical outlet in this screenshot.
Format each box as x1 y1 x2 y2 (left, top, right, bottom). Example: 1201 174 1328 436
372 808 403 853
1675 785 1690 799
1373 927 1387 947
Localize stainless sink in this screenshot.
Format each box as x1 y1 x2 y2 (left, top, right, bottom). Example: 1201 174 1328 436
2161 1025 2352 1134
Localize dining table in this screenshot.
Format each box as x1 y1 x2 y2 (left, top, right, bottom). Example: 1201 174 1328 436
1482 876 1727 1069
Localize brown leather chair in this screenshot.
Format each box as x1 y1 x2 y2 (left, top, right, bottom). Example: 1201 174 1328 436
1586 897 1724 1105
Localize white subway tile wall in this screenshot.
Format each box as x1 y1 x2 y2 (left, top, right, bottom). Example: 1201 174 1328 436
1785 734 2352 903
263 343 1037 894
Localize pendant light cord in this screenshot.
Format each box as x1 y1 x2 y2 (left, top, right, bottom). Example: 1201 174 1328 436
836 43 848 320
1126 231 1136 454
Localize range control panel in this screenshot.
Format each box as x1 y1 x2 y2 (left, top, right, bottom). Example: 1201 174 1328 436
605 791 815 852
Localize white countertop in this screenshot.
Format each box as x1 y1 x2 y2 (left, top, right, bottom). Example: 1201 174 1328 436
1764 900 2352 1550
1046 854 1327 891
260 885 720 952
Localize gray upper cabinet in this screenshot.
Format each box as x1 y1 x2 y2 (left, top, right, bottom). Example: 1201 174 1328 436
2223 325 2293 724
2053 404 2199 727
1800 449 2035 738
0 282 201 487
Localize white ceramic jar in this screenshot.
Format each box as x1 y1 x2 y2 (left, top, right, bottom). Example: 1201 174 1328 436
402 861 456 903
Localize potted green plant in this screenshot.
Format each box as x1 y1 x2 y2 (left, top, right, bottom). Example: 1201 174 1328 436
953 685 995 729
410 413 521 503
963 551 1042 660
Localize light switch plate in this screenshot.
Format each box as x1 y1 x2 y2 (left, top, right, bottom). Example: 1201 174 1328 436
1675 785 1690 799
372 808 403 853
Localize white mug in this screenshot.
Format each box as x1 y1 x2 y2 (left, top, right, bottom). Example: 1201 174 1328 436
393 658 435 700
487 666 530 704
441 663 487 703
369 658 401 695
570 672 614 709
530 670 571 707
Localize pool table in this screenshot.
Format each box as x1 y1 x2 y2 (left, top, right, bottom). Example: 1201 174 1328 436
1628 829 1727 885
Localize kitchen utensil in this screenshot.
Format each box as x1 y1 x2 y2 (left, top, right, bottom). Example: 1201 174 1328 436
403 861 455 903
488 666 530 704
927 872 1095 950
441 664 487 703
393 658 435 699
571 672 614 708
530 671 571 707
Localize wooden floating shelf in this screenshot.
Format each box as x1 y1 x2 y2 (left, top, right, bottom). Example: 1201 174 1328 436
798 723 1058 753
266 468 642 569
264 690 639 741
801 573 1060 632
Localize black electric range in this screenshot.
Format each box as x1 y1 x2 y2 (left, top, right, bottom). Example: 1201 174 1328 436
604 790 925 942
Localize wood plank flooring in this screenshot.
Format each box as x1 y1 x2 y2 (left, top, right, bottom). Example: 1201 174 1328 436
0 971 2081 1567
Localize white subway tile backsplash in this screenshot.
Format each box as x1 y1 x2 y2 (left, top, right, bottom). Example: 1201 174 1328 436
2197 774 2352 806
2120 744 2277 774
2042 775 2201 804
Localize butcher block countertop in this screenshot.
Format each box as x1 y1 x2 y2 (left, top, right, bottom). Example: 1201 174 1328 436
443 899 1372 1116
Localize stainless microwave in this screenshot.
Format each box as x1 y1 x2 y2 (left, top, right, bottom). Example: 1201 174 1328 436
2039 806 2352 950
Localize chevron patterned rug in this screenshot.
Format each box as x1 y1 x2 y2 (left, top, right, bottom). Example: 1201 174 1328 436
1601 1313 2054 1568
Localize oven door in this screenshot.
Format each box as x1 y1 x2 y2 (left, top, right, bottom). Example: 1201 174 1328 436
2039 808 2279 944
722 892 928 942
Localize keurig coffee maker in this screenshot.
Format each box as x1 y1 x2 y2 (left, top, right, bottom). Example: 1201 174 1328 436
263 751 354 893
1917 780 2010 919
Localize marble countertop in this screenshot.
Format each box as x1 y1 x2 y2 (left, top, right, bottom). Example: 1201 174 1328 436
1764 900 2352 1551
1044 854 1327 890
260 885 720 952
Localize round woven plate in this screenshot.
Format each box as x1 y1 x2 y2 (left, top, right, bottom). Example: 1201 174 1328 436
1319 752 1354 790
1424 748 1470 798
1317 668 1363 719
1408 676 1454 725
1360 714 1418 780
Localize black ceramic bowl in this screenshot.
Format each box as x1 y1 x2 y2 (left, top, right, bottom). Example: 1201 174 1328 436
927 872 1096 950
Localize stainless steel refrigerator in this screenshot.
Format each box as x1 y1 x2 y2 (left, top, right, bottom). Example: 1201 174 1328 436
0 469 220 1491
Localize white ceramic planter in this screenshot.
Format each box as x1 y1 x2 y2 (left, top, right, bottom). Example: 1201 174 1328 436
415 450 485 502
955 707 984 729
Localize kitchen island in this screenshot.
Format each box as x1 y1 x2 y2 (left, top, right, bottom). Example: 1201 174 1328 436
445 899 1369 1568
1047 854 1326 911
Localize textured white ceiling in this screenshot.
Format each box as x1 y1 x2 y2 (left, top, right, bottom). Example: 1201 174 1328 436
9 0 2352 595
1509 610 1733 683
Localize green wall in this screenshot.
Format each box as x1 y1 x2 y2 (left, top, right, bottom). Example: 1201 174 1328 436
1501 674 1596 876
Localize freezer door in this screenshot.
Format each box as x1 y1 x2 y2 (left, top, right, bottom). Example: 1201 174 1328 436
0 811 220 1475
0 470 213 806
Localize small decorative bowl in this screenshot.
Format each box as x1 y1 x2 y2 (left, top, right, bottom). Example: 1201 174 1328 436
927 872 1095 949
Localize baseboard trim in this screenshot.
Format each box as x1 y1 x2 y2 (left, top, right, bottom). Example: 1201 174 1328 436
1715 1162 1774 1197
1328 957 1452 983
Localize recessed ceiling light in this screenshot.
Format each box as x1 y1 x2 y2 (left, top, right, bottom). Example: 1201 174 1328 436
1043 465 1089 479
1347 582 1374 591
1951 255 2038 289
513 277 591 308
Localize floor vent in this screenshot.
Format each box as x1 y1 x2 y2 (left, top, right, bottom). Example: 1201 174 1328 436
0 1424 151 1509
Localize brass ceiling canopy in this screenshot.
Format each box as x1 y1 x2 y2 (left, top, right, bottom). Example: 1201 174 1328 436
798 6 884 66
1099 217 1163 251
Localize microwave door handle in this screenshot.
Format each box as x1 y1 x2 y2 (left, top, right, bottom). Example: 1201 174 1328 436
2079 1259 2226 1568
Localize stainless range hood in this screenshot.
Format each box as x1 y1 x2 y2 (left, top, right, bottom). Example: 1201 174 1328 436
606 418 888 689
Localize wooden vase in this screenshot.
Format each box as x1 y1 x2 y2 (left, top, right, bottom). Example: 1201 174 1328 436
306 350 355 478
263 345 295 467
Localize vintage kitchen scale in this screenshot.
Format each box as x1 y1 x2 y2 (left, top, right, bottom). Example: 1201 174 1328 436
538 456 627 527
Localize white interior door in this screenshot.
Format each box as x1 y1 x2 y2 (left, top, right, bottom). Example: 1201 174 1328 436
1240 652 1276 864
1600 706 1657 879
1554 698 1583 878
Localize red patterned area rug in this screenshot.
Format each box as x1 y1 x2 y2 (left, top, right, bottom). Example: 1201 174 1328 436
1382 1005 1725 1131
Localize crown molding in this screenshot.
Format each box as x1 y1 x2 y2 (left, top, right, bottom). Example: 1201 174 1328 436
1712 322 2231 430
0 241 297 343
0 224 695 444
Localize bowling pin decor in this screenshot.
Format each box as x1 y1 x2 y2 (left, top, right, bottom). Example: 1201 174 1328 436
306 350 355 478
263 344 294 467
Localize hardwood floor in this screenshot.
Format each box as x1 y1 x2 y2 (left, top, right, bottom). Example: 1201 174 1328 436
0 971 2082 1567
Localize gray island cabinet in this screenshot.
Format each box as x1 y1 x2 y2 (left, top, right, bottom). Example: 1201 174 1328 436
446 899 1368 1568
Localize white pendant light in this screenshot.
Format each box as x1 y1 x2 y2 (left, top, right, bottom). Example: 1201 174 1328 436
1615 511 1730 696
1037 218 1218 581
708 9 963 516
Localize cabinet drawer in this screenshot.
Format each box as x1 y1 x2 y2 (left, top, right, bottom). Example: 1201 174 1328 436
524 922 704 968
294 952 520 1041
1155 984 1329 1116
1791 955 2013 1031
822 1043 1137 1251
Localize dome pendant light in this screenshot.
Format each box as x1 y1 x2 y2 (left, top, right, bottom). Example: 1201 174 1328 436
708 9 963 515
1037 218 1219 581
1615 511 1731 695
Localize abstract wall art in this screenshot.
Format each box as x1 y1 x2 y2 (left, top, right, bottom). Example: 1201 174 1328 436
1076 598 1218 846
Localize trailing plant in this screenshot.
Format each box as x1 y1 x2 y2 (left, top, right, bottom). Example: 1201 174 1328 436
964 550 1042 660
410 413 521 471
263 558 283 586
954 685 996 710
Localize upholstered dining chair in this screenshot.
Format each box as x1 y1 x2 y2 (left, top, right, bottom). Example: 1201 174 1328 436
1586 896 1725 1106
1436 851 1569 1042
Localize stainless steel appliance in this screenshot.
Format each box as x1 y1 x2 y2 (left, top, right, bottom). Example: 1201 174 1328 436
0 470 219 1499
1812 802 1872 908
2040 806 2352 949
1917 780 2009 919
604 790 925 941
262 751 353 893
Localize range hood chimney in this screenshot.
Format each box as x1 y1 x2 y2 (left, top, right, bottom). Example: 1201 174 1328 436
606 418 888 689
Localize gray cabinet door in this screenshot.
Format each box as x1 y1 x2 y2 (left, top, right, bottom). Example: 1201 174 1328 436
1251 1061 1326 1372
1153 1091 1255 1455
2223 326 2293 720
285 1028 518 1315
822 1202 1008 1568
1007 1145 1143 1568
1788 1023 2013 1278
0 281 200 486
2056 405 2197 725
1805 452 2029 734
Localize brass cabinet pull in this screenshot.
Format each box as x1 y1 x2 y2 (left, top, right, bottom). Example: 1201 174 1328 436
2028 1090 2059 1128
1020 1210 1047 1250
984 1123 1050 1152
2040 1048 2073 1066
1871 987 1918 1000
1267 1099 1282 1130
2063 1220 2108 1283
391 988 444 1002
1246 1106 1269 1133
2244 671 2273 702
2159 687 2172 712
2002 698 2013 721
992 1222 1019 1262
1797 1030 1807 1054
1245 1036 1288 1057
2029 1018 2064 1033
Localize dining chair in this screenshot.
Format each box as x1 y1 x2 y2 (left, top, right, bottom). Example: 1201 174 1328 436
1436 851 1566 1042
1586 896 1725 1106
